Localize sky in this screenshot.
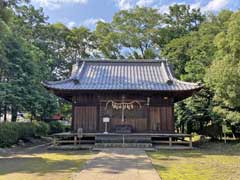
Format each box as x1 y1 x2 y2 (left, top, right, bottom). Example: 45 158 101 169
30 0 240 29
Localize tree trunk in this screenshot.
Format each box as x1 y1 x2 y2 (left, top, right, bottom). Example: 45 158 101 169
199 121 204 132
3 104 7 122
181 123 185 133
11 105 17 122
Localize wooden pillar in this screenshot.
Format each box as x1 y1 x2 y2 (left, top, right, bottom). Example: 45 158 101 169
147 107 151 132
96 96 100 132
189 135 193 148
171 99 175 132
53 136 57 146
74 136 77 146
169 136 172 147
147 97 151 132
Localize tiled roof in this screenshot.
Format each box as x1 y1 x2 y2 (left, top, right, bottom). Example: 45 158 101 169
42 60 201 91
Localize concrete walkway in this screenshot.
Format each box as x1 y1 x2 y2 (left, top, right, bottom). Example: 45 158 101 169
73 148 161 180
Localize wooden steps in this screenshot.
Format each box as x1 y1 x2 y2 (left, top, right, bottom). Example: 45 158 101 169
95 134 152 148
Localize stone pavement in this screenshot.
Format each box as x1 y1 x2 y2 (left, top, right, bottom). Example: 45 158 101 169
73 148 161 180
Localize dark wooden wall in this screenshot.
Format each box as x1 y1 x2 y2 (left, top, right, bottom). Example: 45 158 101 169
73 106 97 132
72 94 174 133
149 106 174 132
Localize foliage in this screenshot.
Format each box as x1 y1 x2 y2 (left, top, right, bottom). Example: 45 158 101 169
0 123 23 147
201 124 222 139
162 4 205 41
163 10 234 135
33 121 50 137
95 5 204 59
0 2 59 121
48 121 66 134
205 11 240 130
0 121 49 147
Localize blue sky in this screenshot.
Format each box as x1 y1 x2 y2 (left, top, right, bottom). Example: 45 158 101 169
31 0 240 29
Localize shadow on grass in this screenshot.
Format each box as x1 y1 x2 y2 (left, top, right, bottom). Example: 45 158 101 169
151 142 240 160
149 142 240 180
0 151 92 176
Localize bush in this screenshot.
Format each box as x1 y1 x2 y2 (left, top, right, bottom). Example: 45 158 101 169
65 125 71 132
201 124 222 140
33 121 50 137
49 121 65 134
19 123 35 138
0 123 20 147
0 121 49 147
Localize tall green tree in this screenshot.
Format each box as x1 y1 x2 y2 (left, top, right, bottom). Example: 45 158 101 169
0 3 59 121
206 11 240 133
96 7 162 59
162 10 233 134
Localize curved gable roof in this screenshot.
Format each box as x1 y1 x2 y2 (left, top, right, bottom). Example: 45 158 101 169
42 59 202 92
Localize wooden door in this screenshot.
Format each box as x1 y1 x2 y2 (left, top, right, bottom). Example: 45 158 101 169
149 106 174 133
74 106 97 132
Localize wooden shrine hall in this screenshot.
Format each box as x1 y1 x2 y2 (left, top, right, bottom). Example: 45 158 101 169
43 59 201 138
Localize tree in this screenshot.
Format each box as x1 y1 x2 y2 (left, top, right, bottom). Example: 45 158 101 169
205 11 240 131
0 3 59 121
162 10 232 79
160 4 205 44
162 10 233 134
95 7 162 59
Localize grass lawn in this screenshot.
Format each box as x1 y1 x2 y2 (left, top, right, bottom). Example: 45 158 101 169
0 148 93 180
148 142 240 180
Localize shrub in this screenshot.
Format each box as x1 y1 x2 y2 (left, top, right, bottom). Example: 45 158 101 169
49 121 65 134
0 123 20 147
0 121 49 147
0 123 34 147
19 123 35 138
33 121 50 137
65 125 71 132
201 124 222 140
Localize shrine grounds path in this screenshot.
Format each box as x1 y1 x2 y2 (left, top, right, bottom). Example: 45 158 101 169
73 148 161 180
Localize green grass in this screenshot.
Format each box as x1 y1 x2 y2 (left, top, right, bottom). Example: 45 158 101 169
0 151 93 180
148 143 240 180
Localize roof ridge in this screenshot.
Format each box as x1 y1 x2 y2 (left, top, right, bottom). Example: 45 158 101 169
77 59 167 63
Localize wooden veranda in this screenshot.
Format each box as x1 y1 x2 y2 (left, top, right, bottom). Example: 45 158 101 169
52 132 193 148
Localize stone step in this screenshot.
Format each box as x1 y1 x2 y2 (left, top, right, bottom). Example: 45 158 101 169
94 143 152 148
95 134 152 144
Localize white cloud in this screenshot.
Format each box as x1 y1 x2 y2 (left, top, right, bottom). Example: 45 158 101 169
158 4 170 14
202 0 230 11
190 2 201 10
82 18 106 27
114 0 134 10
136 0 154 7
114 0 156 10
157 2 186 14
67 21 77 28
33 0 88 9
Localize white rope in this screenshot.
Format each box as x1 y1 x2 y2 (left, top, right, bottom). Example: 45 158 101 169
105 100 142 110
